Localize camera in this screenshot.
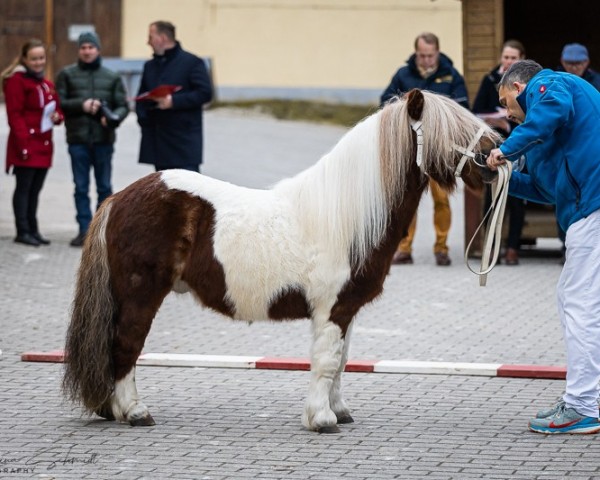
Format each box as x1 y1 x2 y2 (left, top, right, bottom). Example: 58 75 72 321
100 101 121 128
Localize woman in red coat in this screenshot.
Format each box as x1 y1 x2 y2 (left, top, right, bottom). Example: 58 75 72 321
1 39 63 246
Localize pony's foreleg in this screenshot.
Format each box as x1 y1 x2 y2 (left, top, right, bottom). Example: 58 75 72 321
302 316 344 433
329 320 354 425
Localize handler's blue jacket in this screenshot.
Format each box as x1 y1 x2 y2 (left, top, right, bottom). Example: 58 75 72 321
500 69 600 231
380 53 469 109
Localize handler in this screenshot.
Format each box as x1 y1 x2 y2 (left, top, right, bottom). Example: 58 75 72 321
487 59 600 434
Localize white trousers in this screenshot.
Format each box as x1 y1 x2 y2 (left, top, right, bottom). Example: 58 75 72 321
558 209 600 418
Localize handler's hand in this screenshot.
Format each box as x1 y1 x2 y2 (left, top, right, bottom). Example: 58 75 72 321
487 148 506 171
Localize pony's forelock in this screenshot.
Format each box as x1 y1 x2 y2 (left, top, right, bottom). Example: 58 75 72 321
380 92 501 197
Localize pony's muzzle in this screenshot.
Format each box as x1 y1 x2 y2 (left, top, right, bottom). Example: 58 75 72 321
477 163 499 184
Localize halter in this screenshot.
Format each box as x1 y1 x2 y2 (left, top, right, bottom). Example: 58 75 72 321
453 126 488 177
410 121 489 176
409 120 512 285
410 120 424 167
451 125 513 285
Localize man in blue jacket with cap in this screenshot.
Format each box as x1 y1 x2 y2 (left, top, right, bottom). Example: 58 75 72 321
487 59 600 434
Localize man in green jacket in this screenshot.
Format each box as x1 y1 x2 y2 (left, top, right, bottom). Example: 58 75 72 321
56 32 128 246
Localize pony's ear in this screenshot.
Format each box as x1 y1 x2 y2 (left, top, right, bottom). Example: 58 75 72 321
405 89 425 121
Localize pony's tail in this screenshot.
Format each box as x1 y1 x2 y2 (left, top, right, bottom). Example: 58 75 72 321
62 198 116 414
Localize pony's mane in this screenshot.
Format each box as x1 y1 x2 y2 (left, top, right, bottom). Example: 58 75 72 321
380 91 501 207
275 91 500 268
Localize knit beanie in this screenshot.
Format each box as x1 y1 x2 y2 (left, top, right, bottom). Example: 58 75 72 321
78 31 101 50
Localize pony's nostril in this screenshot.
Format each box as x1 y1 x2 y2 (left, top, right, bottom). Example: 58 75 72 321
478 165 499 183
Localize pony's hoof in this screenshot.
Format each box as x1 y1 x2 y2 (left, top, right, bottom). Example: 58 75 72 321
94 406 116 421
336 414 354 424
317 424 341 434
129 414 155 427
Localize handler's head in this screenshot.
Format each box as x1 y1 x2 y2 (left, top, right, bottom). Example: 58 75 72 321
497 60 542 124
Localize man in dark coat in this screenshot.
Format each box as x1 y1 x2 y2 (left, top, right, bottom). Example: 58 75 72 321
380 32 469 267
136 21 213 172
380 32 469 108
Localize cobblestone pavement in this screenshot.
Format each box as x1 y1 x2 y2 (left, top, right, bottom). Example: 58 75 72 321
1 107 597 480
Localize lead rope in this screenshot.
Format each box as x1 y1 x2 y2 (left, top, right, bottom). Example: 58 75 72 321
464 161 513 286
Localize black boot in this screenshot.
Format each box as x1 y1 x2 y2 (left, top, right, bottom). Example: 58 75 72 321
14 233 40 246
31 232 51 245
70 232 86 247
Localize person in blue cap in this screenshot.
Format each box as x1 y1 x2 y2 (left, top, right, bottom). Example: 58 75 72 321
560 43 600 92
555 43 600 255
487 59 600 434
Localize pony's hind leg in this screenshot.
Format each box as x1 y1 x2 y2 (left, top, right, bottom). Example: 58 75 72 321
112 368 154 426
330 320 354 425
302 316 344 433
109 292 172 426
94 401 116 421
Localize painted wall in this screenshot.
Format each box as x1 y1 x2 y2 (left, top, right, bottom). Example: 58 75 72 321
121 0 463 104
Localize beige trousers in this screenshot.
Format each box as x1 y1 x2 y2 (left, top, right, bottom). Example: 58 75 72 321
397 179 451 255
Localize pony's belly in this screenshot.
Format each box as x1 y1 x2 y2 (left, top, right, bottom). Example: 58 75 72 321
225 277 308 321
226 284 312 322
213 208 312 321
217 249 351 322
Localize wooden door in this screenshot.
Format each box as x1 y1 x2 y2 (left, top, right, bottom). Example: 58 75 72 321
0 0 48 82
0 0 121 94
52 0 122 75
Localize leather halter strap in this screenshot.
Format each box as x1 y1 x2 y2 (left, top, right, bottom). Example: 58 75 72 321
409 119 509 285
410 120 424 167
411 121 488 176
454 126 488 177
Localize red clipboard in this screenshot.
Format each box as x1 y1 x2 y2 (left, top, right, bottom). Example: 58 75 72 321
135 85 182 101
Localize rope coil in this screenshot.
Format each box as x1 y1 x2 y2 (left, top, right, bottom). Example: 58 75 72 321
464 162 513 286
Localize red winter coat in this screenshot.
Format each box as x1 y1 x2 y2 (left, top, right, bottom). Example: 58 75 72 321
3 67 63 173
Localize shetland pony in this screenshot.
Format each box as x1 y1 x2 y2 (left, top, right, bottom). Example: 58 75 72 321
63 89 501 433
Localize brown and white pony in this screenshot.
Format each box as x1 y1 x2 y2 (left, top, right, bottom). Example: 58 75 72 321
63 89 501 433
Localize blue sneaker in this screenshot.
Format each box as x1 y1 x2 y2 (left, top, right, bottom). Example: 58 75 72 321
536 398 600 419
529 404 600 434
536 399 565 419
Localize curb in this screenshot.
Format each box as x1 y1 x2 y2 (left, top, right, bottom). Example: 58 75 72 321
20 351 567 380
